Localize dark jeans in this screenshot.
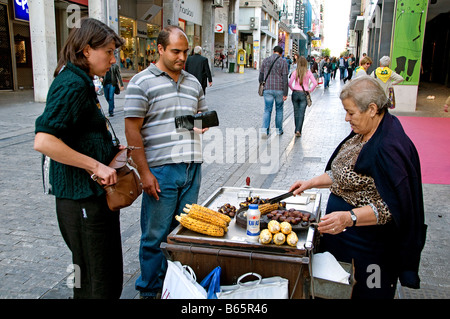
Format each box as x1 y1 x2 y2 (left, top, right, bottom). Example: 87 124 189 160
291 91 307 134
344 68 353 82
56 196 123 299
136 163 202 297
324 73 331 88
104 83 116 115
339 67 346 80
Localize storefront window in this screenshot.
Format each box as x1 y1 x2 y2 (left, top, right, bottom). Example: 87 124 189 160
146 24 160 66
179 20 201 55
119 16 136 70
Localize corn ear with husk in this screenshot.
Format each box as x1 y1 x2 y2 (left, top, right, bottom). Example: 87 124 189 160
182 206 228 229
185 203 231 224
258 203 280 215
175 215 225 237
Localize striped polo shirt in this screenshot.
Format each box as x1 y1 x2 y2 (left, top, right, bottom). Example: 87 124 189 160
124 64 208 167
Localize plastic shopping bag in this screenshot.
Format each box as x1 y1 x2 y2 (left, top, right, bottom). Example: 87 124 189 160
216 272 289 299
161 260 207 299
200 266 222 299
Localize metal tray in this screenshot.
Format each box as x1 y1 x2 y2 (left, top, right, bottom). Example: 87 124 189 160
167 187 322 255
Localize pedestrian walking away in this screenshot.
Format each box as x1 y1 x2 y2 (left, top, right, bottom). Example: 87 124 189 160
33 17 125 299
185 46 213 94
103 63 124 117
370 56 404 109
288 56 318 137
339 55 346 80
311 58 319 86
124 25 209 299
259 45 289 137
343 53 355 83
289 76 426 299
331 57 337 80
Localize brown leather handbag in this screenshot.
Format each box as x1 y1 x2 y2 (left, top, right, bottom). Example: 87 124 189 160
103 148 142 211
89 147 143 211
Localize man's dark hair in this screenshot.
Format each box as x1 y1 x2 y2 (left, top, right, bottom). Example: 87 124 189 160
273 46 283 54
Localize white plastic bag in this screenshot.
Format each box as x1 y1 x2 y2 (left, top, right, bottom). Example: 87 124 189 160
217 272 289 299
161 260 207 299
312 251 350 284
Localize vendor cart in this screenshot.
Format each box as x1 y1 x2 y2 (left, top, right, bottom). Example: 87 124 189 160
161 186 325 299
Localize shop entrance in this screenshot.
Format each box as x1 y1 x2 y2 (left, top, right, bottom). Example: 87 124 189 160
0 3 13 90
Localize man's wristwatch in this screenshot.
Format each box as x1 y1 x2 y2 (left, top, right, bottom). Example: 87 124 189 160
349 210 357 227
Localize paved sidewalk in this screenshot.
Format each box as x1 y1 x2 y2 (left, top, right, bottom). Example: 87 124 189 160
0 67 448 299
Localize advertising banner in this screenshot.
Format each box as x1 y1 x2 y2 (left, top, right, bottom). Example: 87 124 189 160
391 0 428 85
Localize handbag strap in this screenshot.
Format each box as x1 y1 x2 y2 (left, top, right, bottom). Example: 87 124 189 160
263 56 280 83
300 83 309 96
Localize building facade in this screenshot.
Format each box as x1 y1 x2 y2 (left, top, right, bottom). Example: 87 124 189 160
348 0 449 112
0 0 318 101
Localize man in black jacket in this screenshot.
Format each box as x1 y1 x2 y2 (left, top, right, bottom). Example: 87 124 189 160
185 46 212 94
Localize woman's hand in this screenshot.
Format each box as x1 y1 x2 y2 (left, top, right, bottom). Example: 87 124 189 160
289 180 311 196
317 211 352 234
93 162 117 186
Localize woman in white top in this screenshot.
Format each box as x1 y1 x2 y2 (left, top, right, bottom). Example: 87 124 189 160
288 56 318 137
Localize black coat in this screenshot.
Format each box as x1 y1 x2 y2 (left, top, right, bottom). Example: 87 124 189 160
185 54 212 91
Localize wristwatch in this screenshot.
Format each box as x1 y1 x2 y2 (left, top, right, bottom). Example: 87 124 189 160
349 210 357 227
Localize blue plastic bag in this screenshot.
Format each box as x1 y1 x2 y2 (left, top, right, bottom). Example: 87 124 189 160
200 266 221 299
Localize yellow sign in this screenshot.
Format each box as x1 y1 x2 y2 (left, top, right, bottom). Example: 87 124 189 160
312 40 321 48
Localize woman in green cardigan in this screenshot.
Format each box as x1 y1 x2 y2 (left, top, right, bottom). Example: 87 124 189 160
34 18 125 299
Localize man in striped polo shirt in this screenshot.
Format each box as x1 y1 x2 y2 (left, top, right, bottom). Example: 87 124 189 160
124 25 209 299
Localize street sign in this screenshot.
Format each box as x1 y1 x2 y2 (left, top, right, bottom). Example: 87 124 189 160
14 0 29 22
215 23 224 33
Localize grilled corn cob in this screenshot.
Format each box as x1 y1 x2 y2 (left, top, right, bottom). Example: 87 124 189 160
286 232 299 247
273 232 286 245
259 229 273 244
186 204 231 224
175 215 225 237
258 203 279 215
182 206 228 229
280 221 292 235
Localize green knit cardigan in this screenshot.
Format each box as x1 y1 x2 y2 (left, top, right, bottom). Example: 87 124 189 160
35 62 118 200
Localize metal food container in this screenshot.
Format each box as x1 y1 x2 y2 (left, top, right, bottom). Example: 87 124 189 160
162 186 324 299
312 261 355 299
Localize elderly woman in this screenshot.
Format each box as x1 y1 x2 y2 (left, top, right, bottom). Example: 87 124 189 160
289 76 426 298
370 56 404 108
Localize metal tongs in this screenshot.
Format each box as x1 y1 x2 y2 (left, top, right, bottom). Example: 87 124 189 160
267 191 294 204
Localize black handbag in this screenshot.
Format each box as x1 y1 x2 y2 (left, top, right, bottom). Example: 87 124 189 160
258 56 280 96
174 110 219 131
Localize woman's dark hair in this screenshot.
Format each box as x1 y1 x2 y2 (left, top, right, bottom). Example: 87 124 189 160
54 17 124 77
157 25 186 51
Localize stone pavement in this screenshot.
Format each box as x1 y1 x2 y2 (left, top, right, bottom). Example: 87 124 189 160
0 66 448 299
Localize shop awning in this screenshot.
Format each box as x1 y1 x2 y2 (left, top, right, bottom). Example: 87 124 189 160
354 16 364 31
291 27 307 41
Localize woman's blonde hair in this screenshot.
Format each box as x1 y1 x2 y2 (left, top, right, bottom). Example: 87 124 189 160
295 56 308 84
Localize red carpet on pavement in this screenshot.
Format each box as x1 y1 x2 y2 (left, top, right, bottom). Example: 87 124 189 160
398 116 450 185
